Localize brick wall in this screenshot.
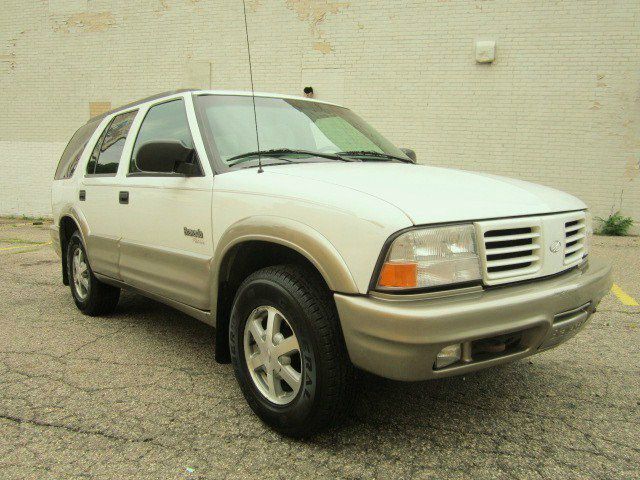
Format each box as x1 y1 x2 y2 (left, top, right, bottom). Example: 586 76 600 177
1 0 638 232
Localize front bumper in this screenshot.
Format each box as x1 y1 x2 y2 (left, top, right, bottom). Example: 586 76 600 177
335 258 612 381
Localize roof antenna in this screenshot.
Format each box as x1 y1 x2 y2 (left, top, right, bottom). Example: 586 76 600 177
241 0 263 174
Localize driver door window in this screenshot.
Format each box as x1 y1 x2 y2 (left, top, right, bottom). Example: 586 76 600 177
129 99 195 174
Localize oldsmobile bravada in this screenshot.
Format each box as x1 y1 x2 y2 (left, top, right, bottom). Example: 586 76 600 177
51 89 612 437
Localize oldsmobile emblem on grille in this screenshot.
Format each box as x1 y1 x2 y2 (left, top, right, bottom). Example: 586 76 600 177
549 240 562 253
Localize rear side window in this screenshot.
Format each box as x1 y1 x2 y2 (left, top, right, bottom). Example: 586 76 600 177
54 120 100 180
86 110 137 175
130 99 194 173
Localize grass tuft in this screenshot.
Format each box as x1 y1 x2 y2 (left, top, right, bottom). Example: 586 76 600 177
596 211 634 236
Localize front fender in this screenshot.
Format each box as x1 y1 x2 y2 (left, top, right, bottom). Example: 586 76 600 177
211 215 359 311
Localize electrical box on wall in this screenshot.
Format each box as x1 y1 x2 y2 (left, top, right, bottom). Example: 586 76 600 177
475 40 496 63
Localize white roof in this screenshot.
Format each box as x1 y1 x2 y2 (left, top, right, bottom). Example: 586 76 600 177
191 89 345 108
90 89 346 123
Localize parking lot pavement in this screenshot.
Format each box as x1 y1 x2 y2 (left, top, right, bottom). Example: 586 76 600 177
0 220 638 480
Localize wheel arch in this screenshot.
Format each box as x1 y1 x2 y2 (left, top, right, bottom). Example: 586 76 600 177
211 216 358 363
58 209 90 285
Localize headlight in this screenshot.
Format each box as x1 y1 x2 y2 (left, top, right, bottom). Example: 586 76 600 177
376 224 482 290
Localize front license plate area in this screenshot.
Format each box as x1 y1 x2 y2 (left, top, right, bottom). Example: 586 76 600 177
539 303 592 350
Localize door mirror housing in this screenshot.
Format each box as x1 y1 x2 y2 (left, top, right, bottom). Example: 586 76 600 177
135 140 200 176
400 148 417 163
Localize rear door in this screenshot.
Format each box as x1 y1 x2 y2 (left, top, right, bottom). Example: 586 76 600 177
117 95 214 309
80 109 138 278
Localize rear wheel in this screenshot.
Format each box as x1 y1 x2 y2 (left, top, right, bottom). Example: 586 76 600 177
229 265 356 438
66 231 120 316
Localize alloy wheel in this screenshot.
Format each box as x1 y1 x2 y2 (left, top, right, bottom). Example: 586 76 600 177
72 246 89 300
243 306 302 405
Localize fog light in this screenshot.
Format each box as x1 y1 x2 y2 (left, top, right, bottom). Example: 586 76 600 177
435 344 461 369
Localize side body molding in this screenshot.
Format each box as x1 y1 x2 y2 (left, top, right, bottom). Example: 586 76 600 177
211 216 359 317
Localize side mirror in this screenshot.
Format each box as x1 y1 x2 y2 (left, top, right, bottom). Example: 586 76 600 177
400 148 417 163
135 140 200 175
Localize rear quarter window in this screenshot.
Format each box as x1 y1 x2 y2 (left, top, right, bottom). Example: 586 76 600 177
54 120 100 180
86 110 137 176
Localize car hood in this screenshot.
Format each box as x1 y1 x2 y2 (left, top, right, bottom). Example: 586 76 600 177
264 162 586 224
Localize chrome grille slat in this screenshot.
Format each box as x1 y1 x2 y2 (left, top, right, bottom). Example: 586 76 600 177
487 266 541 280
486 255 540 268
484 244 541 255
565 243 583 255
564 251 583 263
484 232 540 241
565 232 585 243
564 217 586 265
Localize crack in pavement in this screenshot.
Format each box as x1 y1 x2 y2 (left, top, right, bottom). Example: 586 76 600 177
0 413 161 446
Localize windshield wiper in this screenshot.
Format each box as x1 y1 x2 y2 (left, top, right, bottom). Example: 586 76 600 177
336 150 412 163
227 148 352 166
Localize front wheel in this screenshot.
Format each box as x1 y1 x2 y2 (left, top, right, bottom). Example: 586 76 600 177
66 231 120 316
229 265 356 438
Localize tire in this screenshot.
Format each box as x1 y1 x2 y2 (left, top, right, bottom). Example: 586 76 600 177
66 231 120 316
229 264 356 438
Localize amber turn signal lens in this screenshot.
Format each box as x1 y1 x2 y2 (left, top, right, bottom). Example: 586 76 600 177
378 262 418 288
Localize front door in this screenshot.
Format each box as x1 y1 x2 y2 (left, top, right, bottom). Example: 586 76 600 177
117 97 214 310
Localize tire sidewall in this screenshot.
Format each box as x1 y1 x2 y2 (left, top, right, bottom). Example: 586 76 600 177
229 278 319 431
66 232 92 310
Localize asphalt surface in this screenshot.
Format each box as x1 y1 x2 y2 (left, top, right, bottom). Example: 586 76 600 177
0 219 638 479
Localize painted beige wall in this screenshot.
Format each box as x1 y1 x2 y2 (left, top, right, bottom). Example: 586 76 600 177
1 0 638 232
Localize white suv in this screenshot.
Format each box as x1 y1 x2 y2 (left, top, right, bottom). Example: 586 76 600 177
51 89 612 437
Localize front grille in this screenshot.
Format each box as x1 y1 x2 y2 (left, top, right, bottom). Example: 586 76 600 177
482 226 541 281
564 218 586 265
477 211 586 286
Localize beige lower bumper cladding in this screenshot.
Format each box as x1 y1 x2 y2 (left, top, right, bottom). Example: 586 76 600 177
335 258 612 381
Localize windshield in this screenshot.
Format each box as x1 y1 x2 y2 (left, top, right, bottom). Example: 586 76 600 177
194 94 409 168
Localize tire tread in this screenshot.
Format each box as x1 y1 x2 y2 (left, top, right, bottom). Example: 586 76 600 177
233 264 356 437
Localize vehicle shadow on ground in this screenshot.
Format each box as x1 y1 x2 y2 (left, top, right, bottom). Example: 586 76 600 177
110 290 556 444
114 290 217 343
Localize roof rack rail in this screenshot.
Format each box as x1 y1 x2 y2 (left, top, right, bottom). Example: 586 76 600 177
89 88 198 122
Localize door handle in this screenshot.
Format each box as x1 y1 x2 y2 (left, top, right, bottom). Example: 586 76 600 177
79 190 86 201
119 191 129 204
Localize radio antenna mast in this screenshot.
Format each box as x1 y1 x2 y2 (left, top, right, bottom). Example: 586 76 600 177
241 0 263 173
